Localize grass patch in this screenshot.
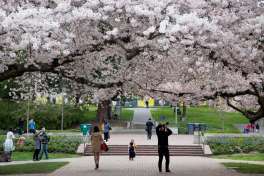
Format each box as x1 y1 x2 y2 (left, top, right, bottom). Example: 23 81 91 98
0 162 69 175
223 163 264 174
120 108 134 121
151 106 248 133
12 152 80 161
213 153 264 161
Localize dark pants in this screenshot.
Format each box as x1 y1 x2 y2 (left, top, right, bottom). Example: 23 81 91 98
104 132 109 142
33 149 40 160
18 127 23 135
3 151 12 162
147 130 152 139
158 146 170 171
29 129 36 134
39 144 48 159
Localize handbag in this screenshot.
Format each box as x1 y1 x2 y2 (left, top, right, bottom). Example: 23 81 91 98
101 142 109 152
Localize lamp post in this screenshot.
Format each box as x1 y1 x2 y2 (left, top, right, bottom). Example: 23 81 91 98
61 92 64 131
175 105 178 126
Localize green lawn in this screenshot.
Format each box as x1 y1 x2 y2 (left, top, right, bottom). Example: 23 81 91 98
12 152 80 161
120 108 134 121
223 163 264 174
213 153 264 161
82 106 97 122
151 106 248 133
0 162 68 175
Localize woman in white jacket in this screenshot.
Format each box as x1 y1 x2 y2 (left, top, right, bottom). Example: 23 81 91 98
3 128 15 161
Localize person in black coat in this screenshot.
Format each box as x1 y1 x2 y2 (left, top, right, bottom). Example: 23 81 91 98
156 123 172 172
18 118 24 135
145 118 154 140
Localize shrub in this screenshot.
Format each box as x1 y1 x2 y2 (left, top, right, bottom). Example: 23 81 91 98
0 135 82 154
206 136 264 155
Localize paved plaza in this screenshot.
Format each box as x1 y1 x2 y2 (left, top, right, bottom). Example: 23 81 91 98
4 156 264 176
131 108 154 125
51 156 237 176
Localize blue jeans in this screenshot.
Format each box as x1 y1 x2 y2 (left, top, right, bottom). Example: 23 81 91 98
39 144 48 159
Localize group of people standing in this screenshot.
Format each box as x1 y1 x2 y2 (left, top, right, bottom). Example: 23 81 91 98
33 127 50 161
244 123 260 133
17 118 36 135
2 117 49 162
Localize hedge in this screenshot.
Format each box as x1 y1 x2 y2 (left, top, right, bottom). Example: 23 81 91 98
206 136 264 155
0 135 82 154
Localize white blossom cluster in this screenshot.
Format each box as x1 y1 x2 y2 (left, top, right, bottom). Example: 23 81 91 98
0 0 263 109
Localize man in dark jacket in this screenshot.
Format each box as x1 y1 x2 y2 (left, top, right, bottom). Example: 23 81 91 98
39 127 50 160
146 118 154 140
156 123 172 172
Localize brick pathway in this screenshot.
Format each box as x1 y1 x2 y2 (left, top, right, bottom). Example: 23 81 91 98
51 156 240 176
3 157 264 176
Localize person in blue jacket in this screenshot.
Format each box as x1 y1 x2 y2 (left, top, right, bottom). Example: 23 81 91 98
103 120 111 142
28 119 36 134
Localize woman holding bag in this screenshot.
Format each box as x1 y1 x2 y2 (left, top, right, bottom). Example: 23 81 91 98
91 126 103 170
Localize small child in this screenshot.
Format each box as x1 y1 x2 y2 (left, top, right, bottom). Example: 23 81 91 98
128 139 136 160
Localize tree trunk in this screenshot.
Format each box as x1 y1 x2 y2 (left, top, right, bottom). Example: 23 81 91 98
75 94 81 107
97 99 112 124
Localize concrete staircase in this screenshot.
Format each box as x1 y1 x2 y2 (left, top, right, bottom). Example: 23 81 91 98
84 145 204 156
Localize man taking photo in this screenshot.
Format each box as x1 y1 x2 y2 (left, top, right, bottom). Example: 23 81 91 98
156 122 172 172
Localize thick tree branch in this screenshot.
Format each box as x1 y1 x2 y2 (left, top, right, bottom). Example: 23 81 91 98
0 49 87 81
227 97 264 123
226 98 248 116
134 81 193 97
53 69 124 89
203 89 257 100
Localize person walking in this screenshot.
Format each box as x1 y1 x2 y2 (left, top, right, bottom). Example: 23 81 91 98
28 119 36 134
39 127 49 160
33 131 41 161
156 123 172 172
3 128 15 162
145 100 149 108
146 118 154 140
103 120 111 142
91 126 103 170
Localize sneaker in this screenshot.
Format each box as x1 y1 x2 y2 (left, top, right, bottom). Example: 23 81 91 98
166 170 171 172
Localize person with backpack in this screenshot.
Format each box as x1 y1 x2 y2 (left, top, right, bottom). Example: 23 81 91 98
39 127 49 160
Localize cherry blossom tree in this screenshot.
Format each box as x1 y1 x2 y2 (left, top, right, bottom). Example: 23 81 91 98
0 0 263 123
